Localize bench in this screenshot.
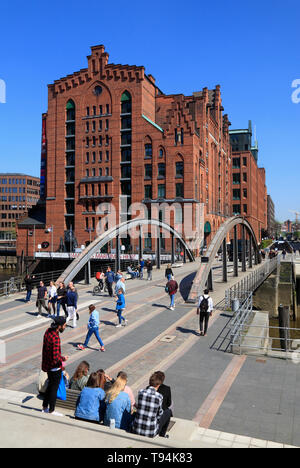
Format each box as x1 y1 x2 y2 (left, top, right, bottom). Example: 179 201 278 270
56 389 80 411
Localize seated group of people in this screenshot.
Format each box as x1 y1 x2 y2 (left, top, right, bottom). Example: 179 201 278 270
68 361 172 438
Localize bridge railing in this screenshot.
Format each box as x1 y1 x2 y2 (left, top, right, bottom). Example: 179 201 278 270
0 269 65 298
224 255 281 310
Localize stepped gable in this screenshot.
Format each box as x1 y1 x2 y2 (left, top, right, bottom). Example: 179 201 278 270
48 45 146 97
156 94 196 137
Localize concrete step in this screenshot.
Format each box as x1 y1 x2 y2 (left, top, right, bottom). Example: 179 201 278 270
0 388 296 448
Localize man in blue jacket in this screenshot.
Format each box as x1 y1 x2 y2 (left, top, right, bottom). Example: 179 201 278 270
116 289 127 328
105 267 115 297
66 284 78 328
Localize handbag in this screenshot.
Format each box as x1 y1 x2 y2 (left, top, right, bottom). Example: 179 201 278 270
57 373 67 401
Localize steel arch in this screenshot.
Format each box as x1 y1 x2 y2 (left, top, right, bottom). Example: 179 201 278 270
56 218 195 285
187 216 261 303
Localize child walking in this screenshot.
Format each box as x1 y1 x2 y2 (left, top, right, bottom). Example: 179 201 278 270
77 305 105 352
116 289 127 328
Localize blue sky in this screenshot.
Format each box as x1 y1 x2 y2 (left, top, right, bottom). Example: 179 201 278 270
0 0 299 221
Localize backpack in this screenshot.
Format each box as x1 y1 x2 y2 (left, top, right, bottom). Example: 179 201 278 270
199 296 209 313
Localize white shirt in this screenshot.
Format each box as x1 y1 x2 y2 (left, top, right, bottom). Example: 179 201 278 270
198 294 214 313
48 286 57 299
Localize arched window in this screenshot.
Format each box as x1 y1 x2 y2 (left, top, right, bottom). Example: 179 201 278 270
144 136 152 159
121 91 132 114
66 99 75 121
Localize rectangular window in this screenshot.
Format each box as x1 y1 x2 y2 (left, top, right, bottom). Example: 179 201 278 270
158 163 166 178
175 161 184 177
176 183 184 198
106 104 110 114
233 204 241 215
233 189 241 200
144 185 152 199
121 165 131 179
233 157 241 169
145 164 152 179
158 184 166 198
233 173 240 185
121 148 131 162
243 173 247 182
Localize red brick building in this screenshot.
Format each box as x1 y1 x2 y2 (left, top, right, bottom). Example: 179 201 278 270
229 122 267 243
17 45 232 261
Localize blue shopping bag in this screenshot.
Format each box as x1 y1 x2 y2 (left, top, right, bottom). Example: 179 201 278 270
57 373 67 401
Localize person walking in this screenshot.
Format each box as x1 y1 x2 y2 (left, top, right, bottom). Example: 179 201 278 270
77 304 105 352
56 282 67 317
48 281 58 316
139 258 145 280
115 276 126 296
41 316 69 417
24 274 35 303
166 276 178 310
36 281 49 317
146 259 153 281
165 264 173 282
116 289 127 328
66 283 78 328
105 267 115 297
197 289 214 336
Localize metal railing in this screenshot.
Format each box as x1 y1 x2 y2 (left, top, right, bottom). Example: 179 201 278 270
225 255 280 310
0 269 65 298
229 289 300 359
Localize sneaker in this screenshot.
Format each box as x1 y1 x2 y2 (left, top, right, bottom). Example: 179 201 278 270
115 324 122 328
77 344 86 351
42 408 49 414
100 347 106 352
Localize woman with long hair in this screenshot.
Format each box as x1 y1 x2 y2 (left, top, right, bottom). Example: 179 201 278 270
75 372 106 423
69 361 90 391
104 374 132 431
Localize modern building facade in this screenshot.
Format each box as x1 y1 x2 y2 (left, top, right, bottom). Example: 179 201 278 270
229 122 267 243
0 174 40 243
16 45 232 260
267 195 276 238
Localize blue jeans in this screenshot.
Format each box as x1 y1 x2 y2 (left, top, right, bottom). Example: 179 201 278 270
25 290 32 302
84 327 104 348
170 294 175 308
117 309 125 324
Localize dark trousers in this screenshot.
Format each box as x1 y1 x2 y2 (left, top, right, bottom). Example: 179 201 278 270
106 282 113 297
43 369 62 413
199 311 210 335
159 408 172 437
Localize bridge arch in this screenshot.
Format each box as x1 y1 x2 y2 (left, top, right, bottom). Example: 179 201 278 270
187 216 261 303
57 218 195 285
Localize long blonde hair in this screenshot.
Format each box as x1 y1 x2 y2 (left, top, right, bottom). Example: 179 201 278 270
105 375 127 404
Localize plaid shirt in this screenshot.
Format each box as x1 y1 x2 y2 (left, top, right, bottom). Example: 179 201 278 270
42 328 65 372
132 386 163 438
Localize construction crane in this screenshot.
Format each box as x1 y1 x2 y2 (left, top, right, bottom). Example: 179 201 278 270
289 210 300 232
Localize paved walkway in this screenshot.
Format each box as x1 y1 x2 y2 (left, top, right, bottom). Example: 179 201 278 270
0 258 299 447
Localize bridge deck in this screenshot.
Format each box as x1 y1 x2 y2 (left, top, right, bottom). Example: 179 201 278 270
0 258 300 447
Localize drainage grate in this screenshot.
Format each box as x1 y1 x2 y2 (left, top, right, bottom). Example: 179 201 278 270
160 335 176 343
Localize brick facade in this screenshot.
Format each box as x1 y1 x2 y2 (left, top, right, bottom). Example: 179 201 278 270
17 45 233 258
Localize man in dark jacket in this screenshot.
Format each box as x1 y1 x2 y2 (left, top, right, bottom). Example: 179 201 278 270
42 316 68 416
154 371 173 437
24 274 35 303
